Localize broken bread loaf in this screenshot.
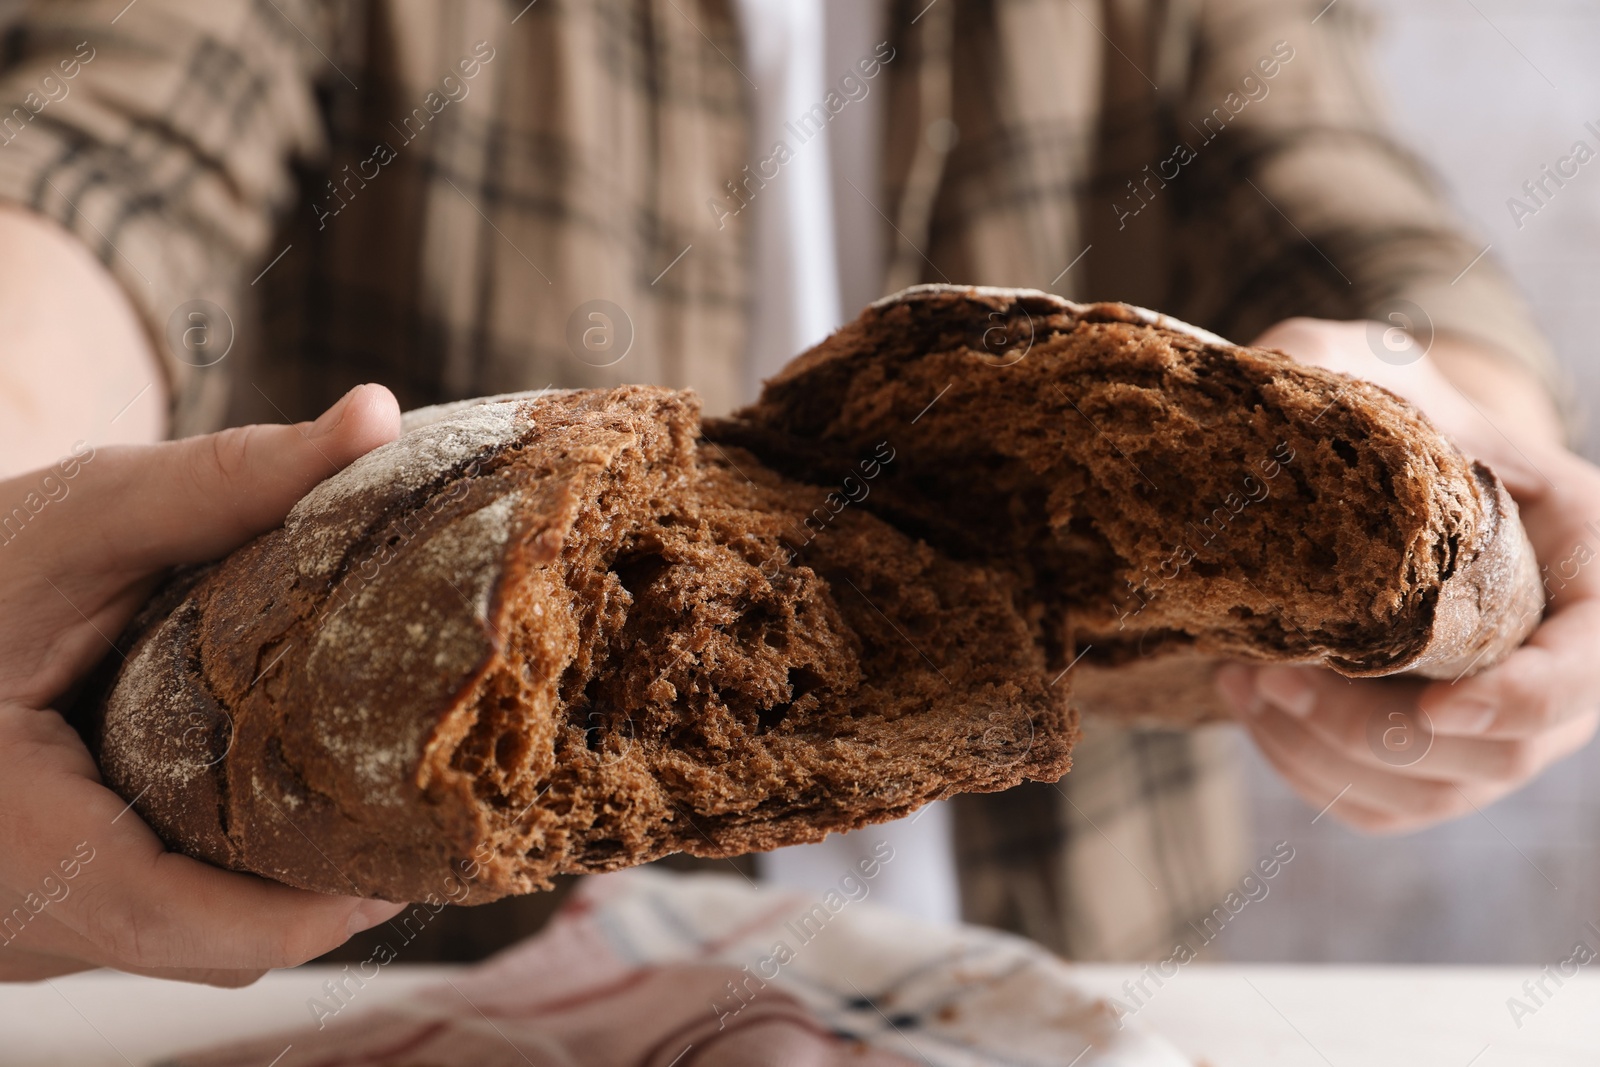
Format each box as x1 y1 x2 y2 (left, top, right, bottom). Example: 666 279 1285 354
711 284 1543 723
92 284 1543 901
92 386 1070 902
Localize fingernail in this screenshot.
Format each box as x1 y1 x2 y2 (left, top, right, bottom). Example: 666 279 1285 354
1214 664 1261 717
347 899 406 937
309 387 360 439
1431 700 1497 736
1258 666 1316 717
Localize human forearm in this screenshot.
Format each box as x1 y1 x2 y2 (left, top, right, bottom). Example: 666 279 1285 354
0 208 167 478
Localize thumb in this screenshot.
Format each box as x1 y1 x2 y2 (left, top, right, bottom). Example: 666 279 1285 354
0 386 400 708
44 383 402 573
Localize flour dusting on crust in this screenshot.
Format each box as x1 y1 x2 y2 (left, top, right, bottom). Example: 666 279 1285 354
306 491 522 806
287 400 534 577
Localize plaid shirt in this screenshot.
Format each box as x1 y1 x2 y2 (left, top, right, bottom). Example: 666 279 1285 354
0 0 1558 961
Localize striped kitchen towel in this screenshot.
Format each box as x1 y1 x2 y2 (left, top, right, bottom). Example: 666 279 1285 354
161 868 1190 1066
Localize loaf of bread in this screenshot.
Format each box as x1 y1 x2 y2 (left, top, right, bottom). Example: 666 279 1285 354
92 386 1069 902
92 284 1541 901
711 284 1543 723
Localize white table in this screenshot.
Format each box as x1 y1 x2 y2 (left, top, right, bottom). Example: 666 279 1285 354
3 964 1597 1066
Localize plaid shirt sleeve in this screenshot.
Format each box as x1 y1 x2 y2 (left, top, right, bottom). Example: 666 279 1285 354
1163 0 1563 403
0 0 331 436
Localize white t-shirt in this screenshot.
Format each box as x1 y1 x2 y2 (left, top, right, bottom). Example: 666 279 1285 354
733 0 960 926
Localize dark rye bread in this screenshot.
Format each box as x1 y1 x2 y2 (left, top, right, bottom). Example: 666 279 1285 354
93 386 1069 902
710 285 1543 722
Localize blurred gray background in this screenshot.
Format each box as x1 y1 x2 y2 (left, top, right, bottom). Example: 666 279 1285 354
1220 0 1600 964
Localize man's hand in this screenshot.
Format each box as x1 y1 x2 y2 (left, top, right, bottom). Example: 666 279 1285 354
0 384 406 985
1216 318 1600 832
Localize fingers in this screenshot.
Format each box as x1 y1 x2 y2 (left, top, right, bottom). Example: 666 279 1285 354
1244 698 1474 829
0 934 267 988
0 943 99 982
1218 664 1600 833
56 830 406 973
1413 440 1600 739
1242 708 1441 834
59 848 405 974
1251 667 1510 779
1502 444 1600 591
0 703 406 975
29 383 401 575
1422 614 1600 739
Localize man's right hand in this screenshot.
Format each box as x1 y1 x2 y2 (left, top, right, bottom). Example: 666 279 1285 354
0 384 406 986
